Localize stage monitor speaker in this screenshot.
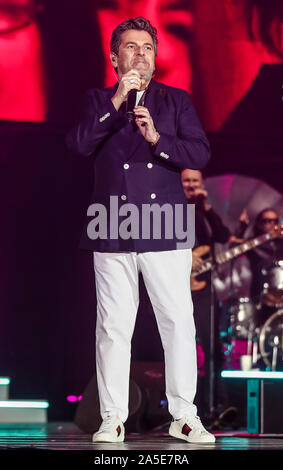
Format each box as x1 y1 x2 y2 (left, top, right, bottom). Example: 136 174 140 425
74 374 144 433
74 362 171 433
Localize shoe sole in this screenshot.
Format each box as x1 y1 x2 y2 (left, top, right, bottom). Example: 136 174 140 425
169 427 215 444
92 438 124 443
92 437 124 443
92 432 125 443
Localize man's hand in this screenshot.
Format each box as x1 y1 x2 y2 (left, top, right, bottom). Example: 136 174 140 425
134 105 160 145
111 69 144 111
228 235 245 244
239 208 250 225
192 252 204 271
191 188 211 211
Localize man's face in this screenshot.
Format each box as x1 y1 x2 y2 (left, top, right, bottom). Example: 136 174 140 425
181 169 204 200
112 29 156 82
259 210 279 234
98 1 193 90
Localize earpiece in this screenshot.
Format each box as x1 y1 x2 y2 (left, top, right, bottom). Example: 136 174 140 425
110 52 117 64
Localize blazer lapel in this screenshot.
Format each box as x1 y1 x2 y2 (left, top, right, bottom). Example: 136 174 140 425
145 79 167 123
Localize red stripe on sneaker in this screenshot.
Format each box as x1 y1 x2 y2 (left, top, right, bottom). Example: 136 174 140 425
116 425 121 437
182 424 191 436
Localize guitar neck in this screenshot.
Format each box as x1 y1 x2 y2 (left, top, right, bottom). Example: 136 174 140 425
192 232 273 277
216 232 272 264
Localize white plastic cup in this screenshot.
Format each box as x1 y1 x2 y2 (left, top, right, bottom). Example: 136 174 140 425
240 355 253 371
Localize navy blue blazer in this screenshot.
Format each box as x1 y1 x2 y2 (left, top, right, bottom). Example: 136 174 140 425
67 79 210 252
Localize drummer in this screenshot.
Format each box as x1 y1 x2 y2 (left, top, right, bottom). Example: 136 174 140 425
236 207 283 303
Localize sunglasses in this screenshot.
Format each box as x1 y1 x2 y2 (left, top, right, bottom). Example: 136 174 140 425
261 218 279 224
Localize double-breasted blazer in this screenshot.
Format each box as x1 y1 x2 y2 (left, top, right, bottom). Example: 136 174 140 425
67 79 210 252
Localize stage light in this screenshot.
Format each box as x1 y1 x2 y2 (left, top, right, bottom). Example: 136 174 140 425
221 370 283 379
66 395 82 403
0 401 49 409
0 379 10 385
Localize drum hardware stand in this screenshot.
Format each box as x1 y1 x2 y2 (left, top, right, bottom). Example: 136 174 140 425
209 267 215 414
226 258 258 368
271 336 279 371
247 330 253 356
208 245 218 416
227 257 240 371
252 333 259 368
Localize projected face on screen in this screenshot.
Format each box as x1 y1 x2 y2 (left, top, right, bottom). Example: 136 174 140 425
96 0 282 131
0 0 46 121
96 0 194 91
189 0 283 130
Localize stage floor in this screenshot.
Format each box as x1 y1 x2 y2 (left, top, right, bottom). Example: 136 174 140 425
0 422 282 453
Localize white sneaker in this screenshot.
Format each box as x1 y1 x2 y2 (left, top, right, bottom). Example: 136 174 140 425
169 415 216 443
92 416 125 443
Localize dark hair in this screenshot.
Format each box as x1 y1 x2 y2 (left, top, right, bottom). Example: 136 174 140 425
253 207 279 234
110 17 158 57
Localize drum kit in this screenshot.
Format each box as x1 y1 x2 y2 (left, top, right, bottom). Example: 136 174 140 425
226 260 283 371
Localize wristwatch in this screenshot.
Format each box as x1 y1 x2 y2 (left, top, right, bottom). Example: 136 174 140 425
151 131 160 146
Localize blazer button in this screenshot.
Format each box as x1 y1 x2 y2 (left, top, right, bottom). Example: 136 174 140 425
147 163 153 169
123 163 129 169
150 193 156 199
121 195 127 201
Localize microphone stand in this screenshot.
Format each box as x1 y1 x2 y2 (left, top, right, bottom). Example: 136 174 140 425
208 244 217 416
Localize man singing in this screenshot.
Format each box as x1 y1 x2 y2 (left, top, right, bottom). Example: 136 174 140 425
67 16 215 444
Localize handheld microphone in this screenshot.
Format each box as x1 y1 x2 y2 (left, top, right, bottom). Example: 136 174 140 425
126 89 137 122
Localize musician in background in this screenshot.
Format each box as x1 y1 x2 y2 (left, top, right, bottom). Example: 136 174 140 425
236 207 283 304
181 169 231 424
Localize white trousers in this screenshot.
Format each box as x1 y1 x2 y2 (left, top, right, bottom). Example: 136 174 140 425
93 249 198 423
